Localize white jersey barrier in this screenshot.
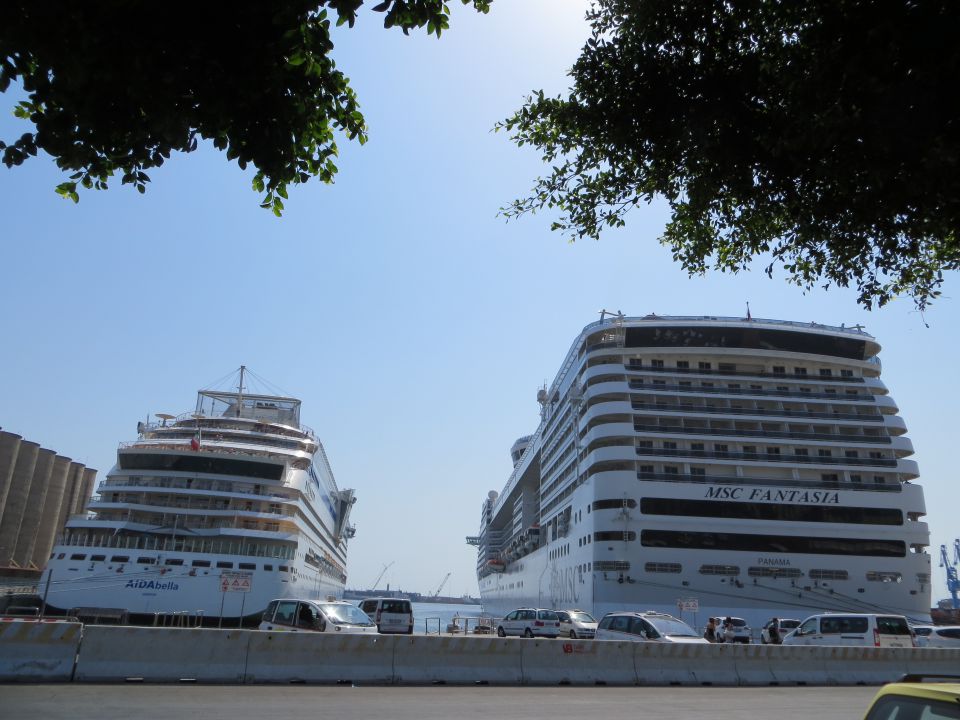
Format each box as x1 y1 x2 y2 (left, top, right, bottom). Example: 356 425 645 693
5 627 960 685
393 635 522 685
245 632 394 684
0 619 82 682
521 639 637 685
73 627 250 683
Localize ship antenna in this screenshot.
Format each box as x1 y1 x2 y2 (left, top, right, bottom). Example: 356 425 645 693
237 365 246 418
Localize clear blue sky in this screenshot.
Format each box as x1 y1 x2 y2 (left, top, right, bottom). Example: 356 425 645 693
1 1 957 601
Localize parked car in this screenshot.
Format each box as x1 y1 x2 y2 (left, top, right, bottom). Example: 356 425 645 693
259 598 377 634
718 616 752 644
594 611 708 643
358 597 414 634
911 625 960 648
862 677 960 719
782 613 916 648
555 609 598 639
496 608 561 638
761 618 801 644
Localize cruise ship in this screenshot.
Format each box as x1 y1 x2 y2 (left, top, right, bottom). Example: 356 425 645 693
41 368 356 623
469 314 932 628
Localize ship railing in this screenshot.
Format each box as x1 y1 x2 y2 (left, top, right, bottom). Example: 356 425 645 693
631 401 884 423
627 380 875 402
56 532 296 559
634 446 899 467
631 423 892 444
581 314 872 337
118 439 303 462
625 363 867 383
636 470 902 492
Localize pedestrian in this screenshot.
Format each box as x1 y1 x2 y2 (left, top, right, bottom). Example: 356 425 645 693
769 617 782 645
703 617 718 643
722 616 736 644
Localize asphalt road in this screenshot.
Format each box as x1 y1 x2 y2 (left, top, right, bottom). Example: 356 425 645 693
2 684 878 720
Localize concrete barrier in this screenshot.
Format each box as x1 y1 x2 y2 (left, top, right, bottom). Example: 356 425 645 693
634 643 740 686
521 638 636 686
821 646 909 685
394 635 522 685
244 632 395 684
74 627 250 683
0 620 82 682
905 647 960 678
728 644 779 686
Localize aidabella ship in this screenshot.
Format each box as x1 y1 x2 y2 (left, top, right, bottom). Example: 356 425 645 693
468 314 932 628
41 367 356 623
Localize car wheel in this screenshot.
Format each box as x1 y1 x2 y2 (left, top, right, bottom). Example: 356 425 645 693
524 628 534 638
497 626 506 637
569 630 578 639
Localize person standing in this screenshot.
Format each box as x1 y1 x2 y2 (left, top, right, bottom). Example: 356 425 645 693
769 617 782 644
722 616 736 644
703 617 718 642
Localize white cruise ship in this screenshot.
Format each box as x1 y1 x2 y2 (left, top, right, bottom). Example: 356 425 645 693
469 314 932 628
41 368 356 623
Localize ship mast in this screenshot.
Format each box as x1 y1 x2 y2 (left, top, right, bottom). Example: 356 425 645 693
236 365 246 417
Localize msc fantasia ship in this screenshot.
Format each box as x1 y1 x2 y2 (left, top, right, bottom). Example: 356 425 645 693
41 368 356 623
468 314 932 627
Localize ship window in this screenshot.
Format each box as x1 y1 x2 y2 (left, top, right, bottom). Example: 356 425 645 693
279 565 290 572
846 450 859 458
639 465 654 475
794 367 807 375
91 555 105 561
136 557 156 564
594 531 637 542
651 359 664 368
820 369 833 376
676 361 689 369
192 560 211 567
794 449 808 456
238 563 255 570
594 560 630 571
818 449 832 457
850 474 862 483
690 467 706 476
264 564 274 571
766 447 780 455
640 497 902 525
810 569 849 580
699 362 711 370
866 571 902 582
663 441 677 450
841 369 854 377
699 564 740 576
641 529 906 557
592 499 638 510
719 363 736 372
645 562 681 573
70 554 87 561
111 555 129 563
216 561 233 569
772 366 785 374
164 559 184 566
748 567 803 578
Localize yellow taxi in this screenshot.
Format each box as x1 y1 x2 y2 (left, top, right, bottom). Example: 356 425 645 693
863 676 960 719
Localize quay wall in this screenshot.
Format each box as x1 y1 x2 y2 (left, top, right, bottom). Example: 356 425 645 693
3 623 960 685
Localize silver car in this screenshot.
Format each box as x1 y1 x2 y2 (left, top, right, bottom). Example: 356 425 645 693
497 608 561 638
556 609 598 639
594 611 708 643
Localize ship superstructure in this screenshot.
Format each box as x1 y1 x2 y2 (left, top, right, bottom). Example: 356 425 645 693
469 314 931 627
41 368 356 622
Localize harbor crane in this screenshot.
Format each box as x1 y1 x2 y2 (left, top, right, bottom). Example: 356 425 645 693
432 572 452 598
370 561 395 590
941 539 960 610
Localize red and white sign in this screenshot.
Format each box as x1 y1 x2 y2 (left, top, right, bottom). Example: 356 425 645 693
220 571 253 593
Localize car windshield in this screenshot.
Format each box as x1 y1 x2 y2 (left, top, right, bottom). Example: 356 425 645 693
321 603 374 625
569 612 596 623
648 617 699 637
781 620 800 629
729 618 747 627
538 610 559 621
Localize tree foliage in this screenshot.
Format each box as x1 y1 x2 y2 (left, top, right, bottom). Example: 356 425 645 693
499 1 960 308
0 1 490 215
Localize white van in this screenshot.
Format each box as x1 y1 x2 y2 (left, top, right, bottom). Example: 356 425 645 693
358 597 414 634
259 598 377 634
781 613 916 648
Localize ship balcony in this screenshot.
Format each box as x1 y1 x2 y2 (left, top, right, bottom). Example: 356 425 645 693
581 400 637 425
634 445 907 470
628 380 878 403
635 469 903 493
582 380 631 400
582 423 637 448
861 376 888 394
873 395 899 413
630 400 886 426
883 414 908 435
622 361 871 385
630 423 899 449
